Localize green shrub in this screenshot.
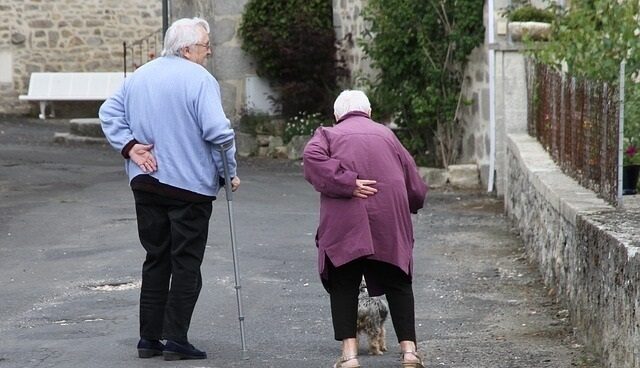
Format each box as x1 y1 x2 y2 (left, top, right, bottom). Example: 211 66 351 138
239 0 340 119
533 0 640 151
361 0 484 167
508 5 554 23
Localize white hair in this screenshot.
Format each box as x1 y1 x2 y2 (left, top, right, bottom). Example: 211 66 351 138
161 17 210 57
333 90 371 121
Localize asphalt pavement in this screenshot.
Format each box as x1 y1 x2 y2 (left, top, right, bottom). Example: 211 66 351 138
0 117 601 367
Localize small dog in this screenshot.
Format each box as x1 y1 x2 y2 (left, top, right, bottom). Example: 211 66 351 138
357 279 389 355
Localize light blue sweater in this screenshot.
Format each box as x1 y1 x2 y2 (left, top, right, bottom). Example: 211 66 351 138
99 56 236 196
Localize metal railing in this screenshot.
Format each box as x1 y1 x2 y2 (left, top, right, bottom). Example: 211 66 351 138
123 29 163 76
526 60 620 205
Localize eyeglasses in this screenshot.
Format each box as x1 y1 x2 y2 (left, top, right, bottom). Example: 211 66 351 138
192 43 211 50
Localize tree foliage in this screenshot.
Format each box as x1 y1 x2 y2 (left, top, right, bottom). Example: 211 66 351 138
238 0 339 119
534 0 640 146
535 0 640 82
361 0 484 167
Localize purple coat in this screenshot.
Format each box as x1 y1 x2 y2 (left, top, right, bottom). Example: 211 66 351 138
303 111 428 295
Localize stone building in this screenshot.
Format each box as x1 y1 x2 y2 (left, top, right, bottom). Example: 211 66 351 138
0 0 162 116
0 0 254 120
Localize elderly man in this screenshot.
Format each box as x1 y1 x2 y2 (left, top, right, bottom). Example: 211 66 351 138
303 90 428 368
100 17 239 361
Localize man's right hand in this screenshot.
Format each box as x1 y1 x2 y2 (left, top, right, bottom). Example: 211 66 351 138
129 143 157 173
231 176 241 192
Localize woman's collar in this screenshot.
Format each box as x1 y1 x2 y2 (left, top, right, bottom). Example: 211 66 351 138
336 111 370 124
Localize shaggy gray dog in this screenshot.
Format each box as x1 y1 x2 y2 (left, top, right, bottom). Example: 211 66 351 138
357 279 389 355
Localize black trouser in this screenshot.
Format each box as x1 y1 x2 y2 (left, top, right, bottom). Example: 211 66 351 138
133 190 212 343
327 258 416 343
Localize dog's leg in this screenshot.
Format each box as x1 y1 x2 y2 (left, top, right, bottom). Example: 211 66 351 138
380 326 387 352
369 331 382 355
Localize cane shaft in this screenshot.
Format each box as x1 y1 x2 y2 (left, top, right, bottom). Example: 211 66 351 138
219 142 248 355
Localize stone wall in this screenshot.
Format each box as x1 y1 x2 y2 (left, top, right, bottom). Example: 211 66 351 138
506 133 640 368
458 45 490 179
332 0 375 87
458 0 534 193
170 0 253 122
0 0 162 116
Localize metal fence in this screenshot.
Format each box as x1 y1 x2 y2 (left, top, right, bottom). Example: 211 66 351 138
123 29 163 76
526 61 620 205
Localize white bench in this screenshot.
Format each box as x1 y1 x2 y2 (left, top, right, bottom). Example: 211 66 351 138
19 72 125 120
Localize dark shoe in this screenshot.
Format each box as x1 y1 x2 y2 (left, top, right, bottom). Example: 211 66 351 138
163 340 207 360
137 338 164 358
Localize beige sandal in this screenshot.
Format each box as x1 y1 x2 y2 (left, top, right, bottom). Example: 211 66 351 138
333 354 361 368
401 351 425 368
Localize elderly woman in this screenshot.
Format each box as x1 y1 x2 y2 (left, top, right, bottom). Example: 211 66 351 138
303 90 428 368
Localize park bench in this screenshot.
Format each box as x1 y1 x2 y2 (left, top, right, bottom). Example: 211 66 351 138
19 72 125 120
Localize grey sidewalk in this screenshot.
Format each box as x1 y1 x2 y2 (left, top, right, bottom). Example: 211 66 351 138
0 117 600 367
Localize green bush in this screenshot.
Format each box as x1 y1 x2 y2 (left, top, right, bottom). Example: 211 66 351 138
361 0 484 167
239 0 340 119
508 5 554 23
533 0 640 153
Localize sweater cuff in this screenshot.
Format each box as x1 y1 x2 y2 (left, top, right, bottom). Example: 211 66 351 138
121 139 139 159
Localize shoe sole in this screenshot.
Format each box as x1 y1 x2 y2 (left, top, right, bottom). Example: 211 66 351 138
138 348 162 358
163 351 207 361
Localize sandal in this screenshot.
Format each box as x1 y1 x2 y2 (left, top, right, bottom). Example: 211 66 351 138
333 354 361 368
401 351 425 368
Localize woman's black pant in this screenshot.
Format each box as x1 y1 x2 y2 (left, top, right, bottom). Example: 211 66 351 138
133 190 212 343
327 258 416 343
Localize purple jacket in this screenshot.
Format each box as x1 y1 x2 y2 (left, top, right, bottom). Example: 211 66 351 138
303 111 428 294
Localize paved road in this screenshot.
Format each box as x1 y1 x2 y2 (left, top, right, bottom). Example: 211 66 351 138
0 117 600 367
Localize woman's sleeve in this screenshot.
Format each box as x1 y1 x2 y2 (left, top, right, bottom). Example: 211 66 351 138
303 127 358 198
398 140 428 213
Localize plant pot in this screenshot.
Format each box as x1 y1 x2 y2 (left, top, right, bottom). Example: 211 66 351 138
508 21 551 42
623 164 640 195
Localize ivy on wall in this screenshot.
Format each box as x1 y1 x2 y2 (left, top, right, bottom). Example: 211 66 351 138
361 0 485 167
239 0 340 119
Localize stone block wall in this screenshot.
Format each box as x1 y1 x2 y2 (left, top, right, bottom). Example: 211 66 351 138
0 0 162 115
458 45 490 178
332 0 375 87
170 0 253 122
506 133 640 368
458 0 530 193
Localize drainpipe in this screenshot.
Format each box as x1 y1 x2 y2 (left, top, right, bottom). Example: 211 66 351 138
618 60 626 207
487 0 497 193
162 0 169 39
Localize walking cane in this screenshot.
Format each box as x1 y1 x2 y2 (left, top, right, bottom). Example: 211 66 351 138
216 139 249 359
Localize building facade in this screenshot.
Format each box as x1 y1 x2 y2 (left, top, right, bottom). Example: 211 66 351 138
0 0 162 115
